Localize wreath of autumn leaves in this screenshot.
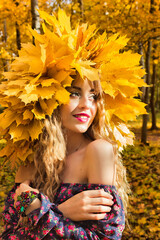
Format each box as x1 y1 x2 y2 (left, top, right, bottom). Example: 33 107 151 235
0 9 146 167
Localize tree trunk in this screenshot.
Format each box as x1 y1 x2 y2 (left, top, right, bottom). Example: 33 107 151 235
15 21 21 50
3 20 10 71
31 0 40 44
3 20 7 43
149 0 159 130
78 0 84 22
70 0 75 25
13 1 21 51
156 83 160 111
138 42 145 96
141 40 152 144
150 61 158 130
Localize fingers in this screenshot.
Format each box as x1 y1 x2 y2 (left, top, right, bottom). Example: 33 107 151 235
79 190 114 217
58 189 114 221
91 197 113 206
87 213 107 220
88 205 112 213
83 189 113 199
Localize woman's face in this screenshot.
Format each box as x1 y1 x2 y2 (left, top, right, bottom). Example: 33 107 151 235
60 78 98 134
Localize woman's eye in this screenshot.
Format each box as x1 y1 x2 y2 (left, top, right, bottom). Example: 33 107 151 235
89 94 98 100
70 92 98 100
70 92 80 97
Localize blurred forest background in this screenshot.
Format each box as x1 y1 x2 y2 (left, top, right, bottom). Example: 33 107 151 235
0 0 160 239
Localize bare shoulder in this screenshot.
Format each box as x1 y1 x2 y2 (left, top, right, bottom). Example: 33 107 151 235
15 162 36 183
85 139 115 185
86 139 114 160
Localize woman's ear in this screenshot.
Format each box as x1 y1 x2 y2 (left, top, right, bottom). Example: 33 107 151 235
15 162 36 183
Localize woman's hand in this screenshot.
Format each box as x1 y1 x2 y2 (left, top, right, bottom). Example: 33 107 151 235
57 189 113 221
14 180 41 215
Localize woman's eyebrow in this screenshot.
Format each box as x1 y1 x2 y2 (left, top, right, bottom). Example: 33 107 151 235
71 86 95 92
71 86 81 91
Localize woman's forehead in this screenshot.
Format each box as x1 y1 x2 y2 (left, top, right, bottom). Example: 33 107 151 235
72 78 96 89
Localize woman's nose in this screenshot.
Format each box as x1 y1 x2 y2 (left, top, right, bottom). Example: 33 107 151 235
78 96 91 109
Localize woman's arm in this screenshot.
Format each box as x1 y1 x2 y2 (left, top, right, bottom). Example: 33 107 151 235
86 139 115 185
13 180 41 215
13 146 114 221
1 141 123 239
13 181 113 221
57 188 113 221
57 140 115 222
1 183 124 240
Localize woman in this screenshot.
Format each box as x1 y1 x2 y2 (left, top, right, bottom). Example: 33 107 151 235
0 9 146 240
1 75 126 239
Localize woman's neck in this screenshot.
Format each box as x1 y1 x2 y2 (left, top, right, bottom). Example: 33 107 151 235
65 130 88 155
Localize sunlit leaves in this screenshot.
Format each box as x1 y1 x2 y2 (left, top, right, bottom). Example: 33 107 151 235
0 9 146 165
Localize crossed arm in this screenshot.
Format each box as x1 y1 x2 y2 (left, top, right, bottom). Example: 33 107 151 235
1 140 124 239
14 139 115 221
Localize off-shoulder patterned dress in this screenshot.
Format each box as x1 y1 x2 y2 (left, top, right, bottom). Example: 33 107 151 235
1 183 125 239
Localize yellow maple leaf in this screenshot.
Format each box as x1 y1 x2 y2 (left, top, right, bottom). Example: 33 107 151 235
17 147 33 162
0 110 16 129
105 109 115 123
56 54 74 71
23 109 34 120
32 85 56 100
61 76 73 88
40 78 59 87
9 123 24 141
28 26 45 44
39 98 48 112
31 109 45 120
55 88 70 104
7 79 26 87
45 98 58 116
138 217 147 225
113 125 127 147
27 120 42 140
73 60 99 81
80 66 99 81
19 93 38 104
15 115 23 126
101 81 116 97
58 8 71 34
39 10 62 36
4 88 21 97
32 101 46 120
0 143 14 158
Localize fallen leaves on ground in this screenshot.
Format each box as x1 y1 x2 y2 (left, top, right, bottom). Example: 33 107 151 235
122 143 160 239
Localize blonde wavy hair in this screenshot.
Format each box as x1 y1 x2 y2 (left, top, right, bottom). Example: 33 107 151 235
32 78 129 215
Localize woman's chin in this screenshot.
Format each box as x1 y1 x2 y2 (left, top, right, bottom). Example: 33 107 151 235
67 126 89 134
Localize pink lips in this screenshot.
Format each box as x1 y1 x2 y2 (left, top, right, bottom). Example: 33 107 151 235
73 113 90 123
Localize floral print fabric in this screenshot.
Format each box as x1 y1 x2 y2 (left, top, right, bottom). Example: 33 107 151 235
1 183 125 239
